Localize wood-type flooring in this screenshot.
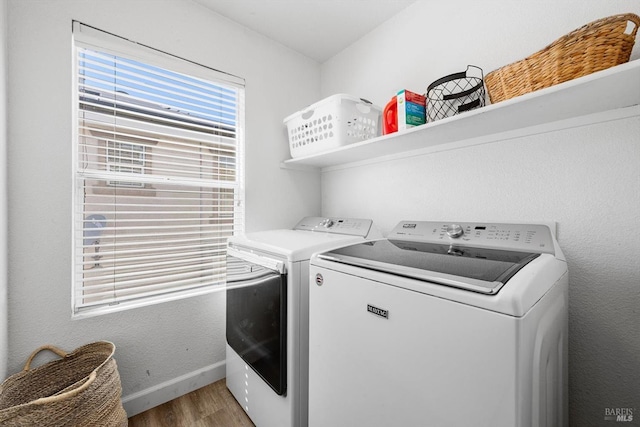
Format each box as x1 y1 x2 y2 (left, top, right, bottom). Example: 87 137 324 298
127 379 255 427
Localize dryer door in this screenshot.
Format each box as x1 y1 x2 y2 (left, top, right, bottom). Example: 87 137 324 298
226 254 287 395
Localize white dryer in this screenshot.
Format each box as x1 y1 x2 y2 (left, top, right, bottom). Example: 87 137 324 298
308 221 568 427
225 217 379 427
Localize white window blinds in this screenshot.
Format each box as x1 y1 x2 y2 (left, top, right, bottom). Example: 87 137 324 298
73 22 245 315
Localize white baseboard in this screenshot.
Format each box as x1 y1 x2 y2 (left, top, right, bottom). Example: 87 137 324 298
121 361 226 417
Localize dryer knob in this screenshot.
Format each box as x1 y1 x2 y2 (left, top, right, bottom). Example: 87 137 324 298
319 218 335 228
446 224 464 238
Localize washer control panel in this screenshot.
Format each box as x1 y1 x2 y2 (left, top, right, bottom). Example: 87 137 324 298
389 221 555 254
294 217 374 237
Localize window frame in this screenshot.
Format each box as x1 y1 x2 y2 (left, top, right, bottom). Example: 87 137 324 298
72 22 245 318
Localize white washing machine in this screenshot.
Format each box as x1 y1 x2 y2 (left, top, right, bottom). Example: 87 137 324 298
308 221 568 427
225 217 380 427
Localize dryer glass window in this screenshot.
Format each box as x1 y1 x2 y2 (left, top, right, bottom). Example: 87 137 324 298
226 255 287 395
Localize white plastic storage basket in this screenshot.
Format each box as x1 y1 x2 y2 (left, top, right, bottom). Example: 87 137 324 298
284 94 382 158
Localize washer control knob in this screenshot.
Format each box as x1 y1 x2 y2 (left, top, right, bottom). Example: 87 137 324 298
446 224 464 238
319 218 335 228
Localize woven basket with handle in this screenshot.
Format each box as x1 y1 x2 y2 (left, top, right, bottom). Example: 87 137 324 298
0 341 128 426
485 13 640 103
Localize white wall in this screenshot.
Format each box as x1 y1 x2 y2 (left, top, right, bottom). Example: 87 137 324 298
0 0 8 380
6 0 320 414
320 1 640 426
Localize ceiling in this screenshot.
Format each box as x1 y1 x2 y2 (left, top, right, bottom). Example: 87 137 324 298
193 0 416 62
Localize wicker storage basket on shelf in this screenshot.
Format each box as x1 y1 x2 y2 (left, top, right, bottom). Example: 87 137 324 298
0 341 128 427
485 13 640 103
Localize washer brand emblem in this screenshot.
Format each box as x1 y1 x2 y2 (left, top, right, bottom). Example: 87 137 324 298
315 273 323 286
367 304 388 319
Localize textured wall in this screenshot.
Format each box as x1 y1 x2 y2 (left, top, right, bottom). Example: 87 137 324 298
0 0 7 380
320 1 640 426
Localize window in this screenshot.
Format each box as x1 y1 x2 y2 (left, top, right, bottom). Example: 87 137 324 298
106 141 146 188
73 22 245 316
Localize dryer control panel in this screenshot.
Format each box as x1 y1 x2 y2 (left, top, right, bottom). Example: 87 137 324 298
294 217 373 237
389 221 555 255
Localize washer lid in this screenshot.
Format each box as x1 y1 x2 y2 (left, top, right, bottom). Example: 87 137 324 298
317 239 540 294
228 217 377 262
229 229 369 262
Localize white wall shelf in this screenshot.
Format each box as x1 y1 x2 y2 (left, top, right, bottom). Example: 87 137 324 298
281 59 640 170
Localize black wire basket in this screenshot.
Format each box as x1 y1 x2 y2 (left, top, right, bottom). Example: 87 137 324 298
426 65 485 122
